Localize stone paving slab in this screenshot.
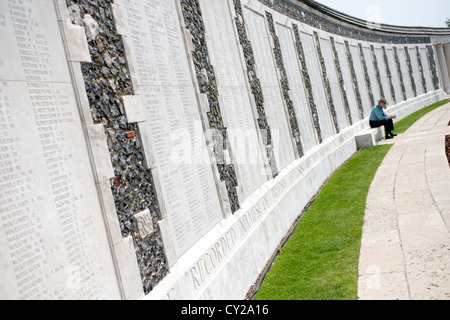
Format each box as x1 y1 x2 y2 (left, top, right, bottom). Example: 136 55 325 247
358 103 450 300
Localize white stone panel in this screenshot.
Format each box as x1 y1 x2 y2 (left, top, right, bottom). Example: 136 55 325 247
0 1 120 299
300 31 335 140
275 23 317 153
397 47 415 99
0 1 70 82
122 0 191 87
419 47 434 93
243 8 296 170
335 41 360 123
408 47 424 95
200 0 268 200
121 0 224 259
319 37 348 131
385 47 404 104
350 44 372 117
362 45 381 102
375 47 394 104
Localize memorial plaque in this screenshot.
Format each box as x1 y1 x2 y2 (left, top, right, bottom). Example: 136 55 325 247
199 0 268 200
319 37 348 131
335 41 360 123
375 47 394 104
408 47 424 95
419 47 434 92
397 48 415 99
276 23 317 153
0 0 120 299
243 9 296 170
385 47 403 103
350 44 372 117
122 0 223 258
123 0 191 87
362 46 381 101
0 1 68 83
300 32 335 140
135 209 155 240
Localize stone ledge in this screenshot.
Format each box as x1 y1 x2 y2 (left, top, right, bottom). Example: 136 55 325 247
355 127 384 149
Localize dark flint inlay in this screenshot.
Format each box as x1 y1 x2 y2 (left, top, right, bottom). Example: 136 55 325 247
180 0 240 213
382 46 397 103
233 0 279 178
292 24 322 144
344 40 364 120
416 46 428 93
266 12 304 157
370 45 385 99
426 45 440 90
358 43 375 107
393 47 407 101
66 0 168 295
404 46 418 97
314 31 339 133
331 37 353 126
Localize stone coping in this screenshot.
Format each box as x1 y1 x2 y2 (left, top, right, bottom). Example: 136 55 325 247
257 0 450 45
298 0 450 36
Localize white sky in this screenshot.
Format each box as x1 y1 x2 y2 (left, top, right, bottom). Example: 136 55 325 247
314 0 450 28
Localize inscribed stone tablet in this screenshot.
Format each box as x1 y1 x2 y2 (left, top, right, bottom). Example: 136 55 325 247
122 0 223 258
375 47 394 103
362 46 381 102
397 47 415 99
243 9 296 170
319 37 348 131
335 41 360 123
276 23 317 153
300 32 335 140
199 0 268 199
0 1 69 83
419 47 434 92
122 0 191 87
385 47 403 103
350 44 372 117
0 0 120 299
408 47 424 95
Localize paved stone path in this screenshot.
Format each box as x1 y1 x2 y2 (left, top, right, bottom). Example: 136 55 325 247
358 103 450 300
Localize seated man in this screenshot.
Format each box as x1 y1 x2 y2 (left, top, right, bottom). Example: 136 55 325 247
369 98 397 139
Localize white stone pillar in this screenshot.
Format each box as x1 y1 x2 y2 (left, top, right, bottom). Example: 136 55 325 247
443 43 450 79
435 43 450 93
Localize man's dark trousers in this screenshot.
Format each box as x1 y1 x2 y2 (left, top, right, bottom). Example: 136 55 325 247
369 119 394 136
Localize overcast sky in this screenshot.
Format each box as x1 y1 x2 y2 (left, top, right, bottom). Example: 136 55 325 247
314 0 450 28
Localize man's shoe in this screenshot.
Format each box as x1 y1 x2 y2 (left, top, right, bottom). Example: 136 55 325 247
386 135 393 139
387 132 397 137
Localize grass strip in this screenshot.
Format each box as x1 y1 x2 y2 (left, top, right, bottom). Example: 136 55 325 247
253 145 392 300
393 99 449 133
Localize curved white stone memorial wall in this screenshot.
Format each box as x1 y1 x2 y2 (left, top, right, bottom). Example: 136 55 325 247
1 0 449 300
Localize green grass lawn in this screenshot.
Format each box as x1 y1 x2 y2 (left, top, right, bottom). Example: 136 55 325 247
253 99 449 300
253 145 392 300
394 99 449 133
